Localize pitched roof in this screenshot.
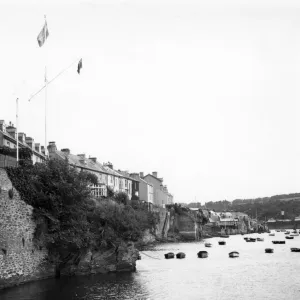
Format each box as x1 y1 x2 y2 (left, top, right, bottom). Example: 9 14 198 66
143 173 163 182
54 150 137 182
0 129 46 160
118 170 139 182
55 150 111 175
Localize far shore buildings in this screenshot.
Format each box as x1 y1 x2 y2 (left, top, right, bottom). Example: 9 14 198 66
0 120 46 167
47 142 174 206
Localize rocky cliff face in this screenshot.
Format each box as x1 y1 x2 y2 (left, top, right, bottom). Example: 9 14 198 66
0 169 139 290
60 242 139 276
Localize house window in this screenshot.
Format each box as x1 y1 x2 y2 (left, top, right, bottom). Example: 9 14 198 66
89 184 107 197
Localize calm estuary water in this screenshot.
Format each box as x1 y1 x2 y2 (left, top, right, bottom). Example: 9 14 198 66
1 230 300 300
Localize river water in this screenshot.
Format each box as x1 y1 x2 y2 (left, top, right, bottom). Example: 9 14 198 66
1 230 300 300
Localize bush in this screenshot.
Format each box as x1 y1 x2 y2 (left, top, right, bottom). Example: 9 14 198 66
114 192 129 205
6 160 158 264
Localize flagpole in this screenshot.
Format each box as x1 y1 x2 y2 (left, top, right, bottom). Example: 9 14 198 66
44 15 48 157
28 58 80 102
45 66 48 157
16 98 19 165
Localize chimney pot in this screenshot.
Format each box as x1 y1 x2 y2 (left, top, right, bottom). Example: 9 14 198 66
152 171 158 178
140 172 144 178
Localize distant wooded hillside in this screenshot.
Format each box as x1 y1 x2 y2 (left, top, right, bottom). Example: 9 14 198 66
187 193 300 220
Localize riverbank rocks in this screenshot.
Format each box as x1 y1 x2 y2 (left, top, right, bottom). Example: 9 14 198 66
60 242 139 276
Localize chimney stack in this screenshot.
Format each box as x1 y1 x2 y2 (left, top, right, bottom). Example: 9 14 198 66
47 141 57 153
26 137 35 149
18 132 26 143
152 171 158 178
104 162 113 169
0 120 6 132
41 146 46 155
35 143 41 153
77 154 86 159
89 157 97 163
61 148 70 155
6 125 17 139
140 172 144 178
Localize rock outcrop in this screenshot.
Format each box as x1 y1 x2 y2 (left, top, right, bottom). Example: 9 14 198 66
60 242 139 276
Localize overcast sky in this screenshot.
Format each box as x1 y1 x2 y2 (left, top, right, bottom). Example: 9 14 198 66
1 0 299 203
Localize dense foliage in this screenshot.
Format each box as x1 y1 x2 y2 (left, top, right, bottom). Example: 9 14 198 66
187 193 300 220
6 159 157 264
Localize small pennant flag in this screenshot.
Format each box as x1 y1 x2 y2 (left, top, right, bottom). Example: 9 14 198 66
37 21 49 47
77 59 83 74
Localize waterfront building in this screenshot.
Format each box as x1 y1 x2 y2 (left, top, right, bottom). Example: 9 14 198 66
143 172 174 207
0 120 46 167
47 142 137 199
130 172 154 205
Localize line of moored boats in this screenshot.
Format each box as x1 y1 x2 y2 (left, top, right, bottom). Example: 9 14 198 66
164 229 300 259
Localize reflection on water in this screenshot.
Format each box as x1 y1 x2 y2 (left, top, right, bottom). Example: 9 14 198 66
1 231 300 300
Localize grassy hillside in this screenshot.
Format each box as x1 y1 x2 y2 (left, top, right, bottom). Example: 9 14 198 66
187 193 300 220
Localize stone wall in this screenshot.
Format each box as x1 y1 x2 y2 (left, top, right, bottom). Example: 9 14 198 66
0 168 54 290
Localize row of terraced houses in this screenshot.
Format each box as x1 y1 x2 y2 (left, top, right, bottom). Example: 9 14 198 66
0 120 174 207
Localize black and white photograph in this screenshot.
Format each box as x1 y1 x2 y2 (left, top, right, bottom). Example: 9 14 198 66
0 0 299 299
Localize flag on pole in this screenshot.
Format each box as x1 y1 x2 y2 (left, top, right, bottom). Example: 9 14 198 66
37 21 49 47
77 59 83 74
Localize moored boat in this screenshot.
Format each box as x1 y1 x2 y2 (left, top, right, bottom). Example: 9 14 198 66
247 238 256 242
257 238 264 242
176 252 186 259
218 241 226 245
272 241 285 244
229 251 239 258
269 233 275 236
265 248 274 253
285 236 294 240
197 251 208 258
164 252 175 259
291 248 300 252
290 233 299 236
220 235 230 238
205 243 212 248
